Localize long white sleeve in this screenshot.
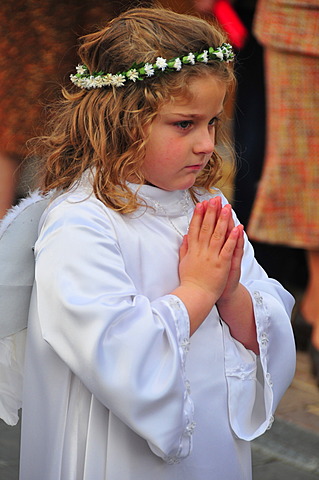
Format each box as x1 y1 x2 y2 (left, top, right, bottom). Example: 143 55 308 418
222 213 295 440
35 195 194 463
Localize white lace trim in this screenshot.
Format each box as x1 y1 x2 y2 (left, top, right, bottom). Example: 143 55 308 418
164 295 195 463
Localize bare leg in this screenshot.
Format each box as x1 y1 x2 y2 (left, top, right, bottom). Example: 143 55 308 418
0 153 19 219
301 249 319 349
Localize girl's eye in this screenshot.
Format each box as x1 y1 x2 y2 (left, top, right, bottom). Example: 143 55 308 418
175 120 193 130
209 117 219 127
174 117 220 130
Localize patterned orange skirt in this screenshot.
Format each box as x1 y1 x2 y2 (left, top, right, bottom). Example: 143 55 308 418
248 47 319 249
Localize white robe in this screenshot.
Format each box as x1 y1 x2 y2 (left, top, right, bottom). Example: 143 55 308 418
19 179 296 480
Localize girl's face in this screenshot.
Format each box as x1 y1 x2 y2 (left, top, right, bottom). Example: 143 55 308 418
141 75 226 191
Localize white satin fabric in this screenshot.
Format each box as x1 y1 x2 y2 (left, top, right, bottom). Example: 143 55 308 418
19 179 296 480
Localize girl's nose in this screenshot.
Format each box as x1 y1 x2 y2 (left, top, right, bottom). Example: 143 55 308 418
193 129 215 155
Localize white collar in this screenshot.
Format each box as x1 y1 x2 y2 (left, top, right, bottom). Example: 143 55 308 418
127 183 192 218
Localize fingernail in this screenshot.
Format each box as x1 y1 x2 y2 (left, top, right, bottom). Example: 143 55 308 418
221 207 229 216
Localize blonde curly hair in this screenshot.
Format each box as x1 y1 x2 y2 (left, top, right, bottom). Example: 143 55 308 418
37 7 235 213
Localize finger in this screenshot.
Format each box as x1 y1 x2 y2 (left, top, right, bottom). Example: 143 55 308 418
209 204 231 248
219 225 240 260
198 197 219 243
188 202 204 242
233 224 244 251
179 234 188 261
217 203 234 238
236 224 244 250
226 206 235 237
201 200 209 213
215 195 222 218
229 225 244 269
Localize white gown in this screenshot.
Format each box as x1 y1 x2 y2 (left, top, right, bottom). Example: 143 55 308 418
18 178 296 480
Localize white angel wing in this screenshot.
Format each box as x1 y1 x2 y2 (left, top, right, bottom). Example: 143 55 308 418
0 191 51 338
0 191 51 425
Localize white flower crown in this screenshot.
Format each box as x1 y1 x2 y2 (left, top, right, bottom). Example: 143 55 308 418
70 43 234 90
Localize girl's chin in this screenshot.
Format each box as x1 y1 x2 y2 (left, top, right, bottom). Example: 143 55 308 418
168 181 197 191
143 175 197 191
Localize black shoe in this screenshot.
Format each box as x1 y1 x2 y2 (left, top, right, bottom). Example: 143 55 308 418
309 342 319 388
292 311 313 351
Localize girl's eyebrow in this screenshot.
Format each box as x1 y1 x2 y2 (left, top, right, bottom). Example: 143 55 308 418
166 110 224 118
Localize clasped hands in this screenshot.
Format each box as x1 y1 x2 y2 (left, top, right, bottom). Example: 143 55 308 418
179 195 244 309
175 195 258 351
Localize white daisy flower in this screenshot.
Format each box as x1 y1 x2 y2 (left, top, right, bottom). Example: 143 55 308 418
70 74 79 86
112 74 126 87
79 77 90 89
201 50 208 63
93 76 105 88
75 64 87 75
87 76 99 88
144 63 155 77
101 73 114 86
155 57 168 71
186 53 195 65
173 58 182 71
223 44 235 61
127 69 139 82
214 49 224 60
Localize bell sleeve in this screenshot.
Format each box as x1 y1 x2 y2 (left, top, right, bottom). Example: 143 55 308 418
34 196 194 464
222 228 296 440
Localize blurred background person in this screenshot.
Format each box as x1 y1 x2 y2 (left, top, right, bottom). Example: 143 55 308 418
0 0 109 218
0 0 156 220
247 0 319 385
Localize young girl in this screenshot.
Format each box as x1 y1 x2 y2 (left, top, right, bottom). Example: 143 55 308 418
4 6 295 480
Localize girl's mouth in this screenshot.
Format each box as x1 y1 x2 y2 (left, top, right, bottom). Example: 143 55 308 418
185 164 204 170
